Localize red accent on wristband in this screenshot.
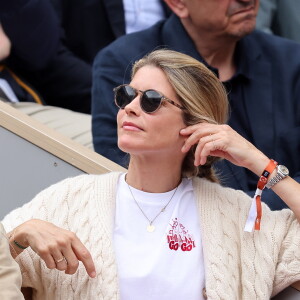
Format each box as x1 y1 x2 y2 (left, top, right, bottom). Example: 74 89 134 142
254 159 278 230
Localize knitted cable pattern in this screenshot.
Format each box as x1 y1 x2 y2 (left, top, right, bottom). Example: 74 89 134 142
2 173 121 300
2 173 300 299
193 177 300 300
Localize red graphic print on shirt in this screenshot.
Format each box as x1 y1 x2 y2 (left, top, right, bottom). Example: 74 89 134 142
167 218 196 251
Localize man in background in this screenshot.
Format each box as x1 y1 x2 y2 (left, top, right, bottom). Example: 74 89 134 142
92 0 300 210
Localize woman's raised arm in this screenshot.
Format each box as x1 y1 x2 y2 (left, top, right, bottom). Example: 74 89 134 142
181 123 300 222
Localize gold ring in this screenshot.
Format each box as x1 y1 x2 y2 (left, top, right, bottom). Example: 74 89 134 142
56 257 65 264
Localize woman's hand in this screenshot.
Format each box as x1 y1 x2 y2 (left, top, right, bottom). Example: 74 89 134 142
180 123 269 176
9 219 96 278
180 123 300 222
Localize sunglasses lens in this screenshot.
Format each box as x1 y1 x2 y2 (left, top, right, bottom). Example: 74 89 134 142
115 85 137 108
141 90 162 113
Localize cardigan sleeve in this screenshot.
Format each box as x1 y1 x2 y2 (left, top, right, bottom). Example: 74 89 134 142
192 179 300 298
0 223 24 300
270 208 300 296
227 189 300 297
1 175 90 289
227 189 300 298
240 196 300 297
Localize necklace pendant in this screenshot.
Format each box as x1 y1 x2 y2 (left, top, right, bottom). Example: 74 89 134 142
147 224 155 233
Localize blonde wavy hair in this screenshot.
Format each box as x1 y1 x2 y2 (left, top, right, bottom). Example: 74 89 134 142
132 49 229 182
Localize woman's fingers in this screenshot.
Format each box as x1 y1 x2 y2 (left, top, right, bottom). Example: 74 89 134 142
17 220 96 277
180 123 206 136
61 246 79 275
194 142 202 166
182 132 203 153
48 232 95 277
37 235 95 277
38 251 57 270
181 123 246 165
53 254 68 272
71 237 96 278
194 134 216 166
180 123 218 153
180 126 205 153
181 123 271 175
181 123 221 165
35 239 69 271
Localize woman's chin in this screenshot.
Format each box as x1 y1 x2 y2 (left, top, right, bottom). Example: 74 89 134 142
118 139 140 154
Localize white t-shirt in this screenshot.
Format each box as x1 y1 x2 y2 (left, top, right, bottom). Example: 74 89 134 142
114 174 205 300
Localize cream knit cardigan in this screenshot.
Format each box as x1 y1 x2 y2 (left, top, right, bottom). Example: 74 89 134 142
2 172 300 300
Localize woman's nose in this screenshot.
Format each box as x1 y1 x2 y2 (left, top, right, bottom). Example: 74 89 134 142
124 95 141 115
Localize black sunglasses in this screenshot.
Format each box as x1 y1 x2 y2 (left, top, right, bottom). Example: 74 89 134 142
113 84 185 113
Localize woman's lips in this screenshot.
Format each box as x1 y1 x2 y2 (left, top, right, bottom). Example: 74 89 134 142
122 121 143 131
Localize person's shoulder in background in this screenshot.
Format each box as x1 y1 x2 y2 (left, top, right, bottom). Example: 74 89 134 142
256 0 300 44
0 0 60 70
0 223 24 300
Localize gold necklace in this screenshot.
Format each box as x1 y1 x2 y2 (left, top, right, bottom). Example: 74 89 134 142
126 183 179 233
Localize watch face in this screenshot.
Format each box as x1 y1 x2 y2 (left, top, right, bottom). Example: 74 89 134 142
278 165 289 176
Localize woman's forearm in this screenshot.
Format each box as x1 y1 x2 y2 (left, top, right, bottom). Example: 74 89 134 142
247 154 300 221
270 177 300 221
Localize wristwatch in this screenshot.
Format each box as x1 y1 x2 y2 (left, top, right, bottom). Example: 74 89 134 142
265 165 289 189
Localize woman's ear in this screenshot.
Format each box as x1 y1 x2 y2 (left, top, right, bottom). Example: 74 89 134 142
163 0 189 18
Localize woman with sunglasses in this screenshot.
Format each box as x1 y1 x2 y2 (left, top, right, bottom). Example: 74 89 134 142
2 49 300 299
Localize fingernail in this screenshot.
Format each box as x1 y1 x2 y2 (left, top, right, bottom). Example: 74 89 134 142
90 271 96 278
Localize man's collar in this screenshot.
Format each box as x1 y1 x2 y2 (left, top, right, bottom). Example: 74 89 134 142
233 37 256 81
234 30 264 81
162 15 220 77
162 14 205 63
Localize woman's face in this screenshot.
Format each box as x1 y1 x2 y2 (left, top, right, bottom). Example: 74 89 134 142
117 65 186 159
